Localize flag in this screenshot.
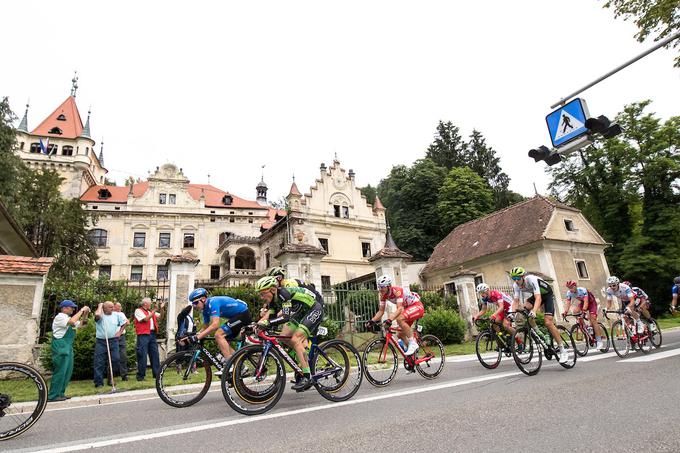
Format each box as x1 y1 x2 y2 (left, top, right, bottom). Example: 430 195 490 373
39 138 50 155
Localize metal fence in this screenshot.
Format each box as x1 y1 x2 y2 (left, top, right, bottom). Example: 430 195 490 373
40 279 170 340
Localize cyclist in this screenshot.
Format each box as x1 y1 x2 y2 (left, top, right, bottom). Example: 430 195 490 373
367 275 423 356
671 276 680 314
604 276 645 338
473 283 518 342
623 281 656 331
184 288 251 370
562 281 604 350
266 266 324 303
255 276 324 392
510 267 569 363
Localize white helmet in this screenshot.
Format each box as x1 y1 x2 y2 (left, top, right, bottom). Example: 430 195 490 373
476 283 490 293
377 275 393 288
606 276 620 286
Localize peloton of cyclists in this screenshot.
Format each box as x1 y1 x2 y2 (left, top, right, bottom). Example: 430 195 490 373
562 281 605 350
510 267 569 363
473 283 519 343
367 275 424 356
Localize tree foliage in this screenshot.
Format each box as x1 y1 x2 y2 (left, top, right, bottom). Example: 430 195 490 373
359 184 377 206
437 167 495 230
603 0 680 67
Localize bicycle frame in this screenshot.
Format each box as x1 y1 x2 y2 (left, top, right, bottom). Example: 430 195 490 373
604 310 651 344
378 324 431 368
474 318 511 351
515 310 560 356
565 313 596 345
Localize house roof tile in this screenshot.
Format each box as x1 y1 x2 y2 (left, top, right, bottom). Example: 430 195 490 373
0 255 54 275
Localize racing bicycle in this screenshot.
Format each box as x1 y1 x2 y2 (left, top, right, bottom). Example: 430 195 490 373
604 309 661 358
0 362 48 441
564 313 610 357
362 320 445 387
474 317 520 369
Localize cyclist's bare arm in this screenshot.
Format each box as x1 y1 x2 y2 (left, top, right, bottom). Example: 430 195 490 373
531 293 542 315
371 306 385 322
197 317 221 340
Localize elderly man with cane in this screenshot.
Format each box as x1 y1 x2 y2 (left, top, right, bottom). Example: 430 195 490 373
134 297 165 381
93 301 125 389
113 302 130 381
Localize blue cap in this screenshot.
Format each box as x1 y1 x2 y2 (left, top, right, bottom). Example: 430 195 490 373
59 300 77 309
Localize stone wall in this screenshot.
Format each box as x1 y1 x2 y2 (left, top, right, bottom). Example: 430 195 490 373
0 283 40 363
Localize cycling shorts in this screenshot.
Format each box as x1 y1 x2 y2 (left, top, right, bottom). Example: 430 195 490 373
402 301 425 326
526 293 555 317
578 299 598 316
287 301 324 338
220 311 252 339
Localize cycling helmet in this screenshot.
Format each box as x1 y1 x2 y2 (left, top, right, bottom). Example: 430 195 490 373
377 275 392 288
476 283 490 293
606 276 619 286
565 280 577 288
509 267 526 278
189 288 208 304
255 276 278 292
622 281 632 287
674 276 680 285
266 266 285 278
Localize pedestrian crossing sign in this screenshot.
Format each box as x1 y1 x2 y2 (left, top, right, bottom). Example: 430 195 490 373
546 98 590 148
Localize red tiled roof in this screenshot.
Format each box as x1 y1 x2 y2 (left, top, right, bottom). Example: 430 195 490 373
187 184 263 209
0 255 54 275
421 196 583 275
373 195 385 210
30 96 84 139
289 182 301 196
261 208 287 230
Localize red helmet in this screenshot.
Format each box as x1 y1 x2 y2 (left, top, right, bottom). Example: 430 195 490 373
565 280 577 288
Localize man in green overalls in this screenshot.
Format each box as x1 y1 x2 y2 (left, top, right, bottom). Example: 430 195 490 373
48 300 90 402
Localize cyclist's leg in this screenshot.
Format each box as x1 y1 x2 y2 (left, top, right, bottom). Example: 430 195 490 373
589 302 603 338
541 294 562 345
401 303 424 347
395 314 412 344
294 304 323 370
639 301 652 321
218 311 252 359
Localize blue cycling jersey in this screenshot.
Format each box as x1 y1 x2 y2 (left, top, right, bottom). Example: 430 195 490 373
673 285 679 296
565 287 588 301
202 296 249 324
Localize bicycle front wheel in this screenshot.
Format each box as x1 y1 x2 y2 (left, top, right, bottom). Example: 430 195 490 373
475 331 501 369
646 319 662 348
597 322 610 353
156 350 212 408
415 334 445 379
511 327 541 376
362 338 398 387
554 325 577 369
569 324 589 357
0 362 48 441
312 340 363 402
611 320 630 358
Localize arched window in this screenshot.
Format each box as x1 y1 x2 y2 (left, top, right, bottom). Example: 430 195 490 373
234 247 255 270
62 145 74 156
57 114 66 121
88 229 108 248
48 127 63 135
30 143 41 153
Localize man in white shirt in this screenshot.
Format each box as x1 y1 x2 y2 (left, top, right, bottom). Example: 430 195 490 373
113 302 130 381
48 300 90 402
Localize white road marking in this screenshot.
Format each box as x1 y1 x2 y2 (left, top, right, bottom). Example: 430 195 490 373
32 371 521 452
619 347 680 363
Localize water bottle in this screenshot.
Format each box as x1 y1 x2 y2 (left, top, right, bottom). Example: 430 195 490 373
398 339 406 352
587 326 594 336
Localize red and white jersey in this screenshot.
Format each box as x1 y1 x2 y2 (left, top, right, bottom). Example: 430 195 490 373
481 290 512 312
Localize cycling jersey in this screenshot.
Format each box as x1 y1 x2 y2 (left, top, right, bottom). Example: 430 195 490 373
281 278 324 305
566 287 598 315
379 286 405 307
481 290 512 312
631 287 648 300
605 283 634 302
673 285 679 296
202 296 249 324
513 275 553 299
565 287 589 302
269 287 322 338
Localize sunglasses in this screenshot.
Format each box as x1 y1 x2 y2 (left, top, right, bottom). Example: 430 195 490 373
608 284 618 287
511 276 522 281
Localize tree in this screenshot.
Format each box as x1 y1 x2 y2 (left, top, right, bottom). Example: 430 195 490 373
465 129 517 209
437 167 494 230
603 0 680 67
0 97 24 203
124 176 142 186
360 184 377 206
425 121 467 169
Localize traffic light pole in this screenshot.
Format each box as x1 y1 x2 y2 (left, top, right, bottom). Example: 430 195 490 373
550 30 680 109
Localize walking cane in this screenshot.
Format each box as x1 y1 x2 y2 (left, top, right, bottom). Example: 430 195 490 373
103 334 118 394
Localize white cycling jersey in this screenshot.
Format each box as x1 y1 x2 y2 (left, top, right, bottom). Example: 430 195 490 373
605 283 634 302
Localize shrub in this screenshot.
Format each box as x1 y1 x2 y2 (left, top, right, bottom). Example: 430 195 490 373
420 308 466 344
209 285 264 321
420 291 444 311
409 283 422 293
318 318 340 340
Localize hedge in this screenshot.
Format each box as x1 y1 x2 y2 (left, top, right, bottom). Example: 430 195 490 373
420 308 466 344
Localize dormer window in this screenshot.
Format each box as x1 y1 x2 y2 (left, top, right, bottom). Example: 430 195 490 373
98 188 112 199
564 219 577 232
48 127 63 135
222 195 233 205
57 114 66 121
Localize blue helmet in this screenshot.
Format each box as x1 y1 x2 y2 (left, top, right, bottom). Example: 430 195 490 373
188 288 208 304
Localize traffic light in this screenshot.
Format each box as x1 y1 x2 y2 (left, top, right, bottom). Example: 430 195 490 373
585 115 622 139
528 145 562 166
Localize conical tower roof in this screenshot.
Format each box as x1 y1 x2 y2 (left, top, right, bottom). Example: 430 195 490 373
17 103 29 132
30 96 85 139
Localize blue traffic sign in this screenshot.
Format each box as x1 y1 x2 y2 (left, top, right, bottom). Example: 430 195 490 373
546 98 590 148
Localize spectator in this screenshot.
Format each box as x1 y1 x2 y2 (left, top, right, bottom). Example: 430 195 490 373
94 301 125 388
113 302 130 381
175 300 196 353
134 297 165 381
48 300 90 402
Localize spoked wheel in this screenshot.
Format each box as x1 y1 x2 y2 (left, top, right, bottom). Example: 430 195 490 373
415 334 445 379
475 331 502 369
553 325 577 369
511 327 541 376
597 322 611 353
611 320 630 358
312 340 363 402
0 362 48 441
362 338 398 387
647 319 662 349
637 326 653 354
570 324 589 357
222 344 285 416
156 350 212 408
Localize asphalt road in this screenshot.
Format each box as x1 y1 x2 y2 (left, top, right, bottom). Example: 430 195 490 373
5 330 680 453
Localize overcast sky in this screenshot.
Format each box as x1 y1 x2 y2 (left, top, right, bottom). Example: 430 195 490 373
3 1 679 203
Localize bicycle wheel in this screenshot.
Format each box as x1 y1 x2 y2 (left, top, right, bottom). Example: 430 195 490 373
312 340 363 402
415 334 445 379
648 319 662 348
597 322 610 353
637 326 652 354
475 331 501 369
156 350 212 408
611 320 630 358
569 324 589 357
222 345 285 416
0 362 48 441
362 338 398 387
554 325 577 369
511 327 541 376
